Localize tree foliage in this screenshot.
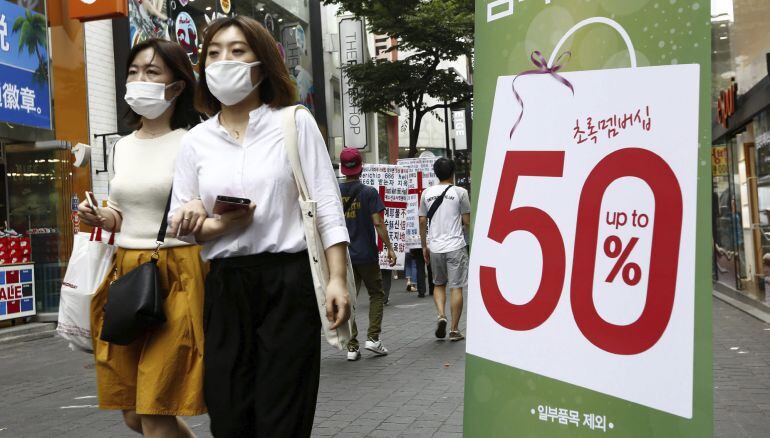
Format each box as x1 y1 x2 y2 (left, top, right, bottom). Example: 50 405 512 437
324 0 473 157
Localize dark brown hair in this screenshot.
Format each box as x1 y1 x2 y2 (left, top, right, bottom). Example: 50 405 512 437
124 39 202 130
196 16 298 115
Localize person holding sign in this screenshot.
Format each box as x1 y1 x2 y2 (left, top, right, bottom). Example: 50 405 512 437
339 148 397 361
419 158 471 341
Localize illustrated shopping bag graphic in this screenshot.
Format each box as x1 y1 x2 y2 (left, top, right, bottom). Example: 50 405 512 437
467 18 699 419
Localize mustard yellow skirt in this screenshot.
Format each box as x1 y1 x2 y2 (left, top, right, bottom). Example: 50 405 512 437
90 245 207 416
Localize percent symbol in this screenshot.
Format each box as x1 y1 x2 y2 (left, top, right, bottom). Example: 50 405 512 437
603 235 642 286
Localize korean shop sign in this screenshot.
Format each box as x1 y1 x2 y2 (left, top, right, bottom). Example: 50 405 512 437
339 18 367 149
466 1 712 437
69 0 127 22
0 0 51 130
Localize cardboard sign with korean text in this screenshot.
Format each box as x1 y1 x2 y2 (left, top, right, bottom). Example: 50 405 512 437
360 164 411 269
397 157 439 250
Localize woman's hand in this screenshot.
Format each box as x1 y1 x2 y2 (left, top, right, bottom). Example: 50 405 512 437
325 277 350 330
196 203 256 242
77 200 105 228
170 199 208 237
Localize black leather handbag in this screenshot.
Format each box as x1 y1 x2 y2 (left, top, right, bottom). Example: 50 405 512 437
99 192 172 345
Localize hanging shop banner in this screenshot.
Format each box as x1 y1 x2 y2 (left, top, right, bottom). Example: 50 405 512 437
0 0 51 130
360 164 410 269
466 2 712 437
0 264 35 321
712 146 728 177
397 157 439 250
452 110 468 151
339 18 367 149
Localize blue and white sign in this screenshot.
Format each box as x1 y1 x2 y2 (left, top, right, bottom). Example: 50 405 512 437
0 0 51 130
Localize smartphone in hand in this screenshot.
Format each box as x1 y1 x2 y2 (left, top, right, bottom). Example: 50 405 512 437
85 191 101 217
213 195 252 215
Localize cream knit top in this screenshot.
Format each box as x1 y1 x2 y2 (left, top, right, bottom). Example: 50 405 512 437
108 129 189 249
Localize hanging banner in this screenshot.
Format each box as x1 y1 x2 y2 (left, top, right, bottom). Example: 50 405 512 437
397 157 439 250
452 109 468 151
0 0 51 130
360 164 410 269
466 1 712 437
339 18 367 149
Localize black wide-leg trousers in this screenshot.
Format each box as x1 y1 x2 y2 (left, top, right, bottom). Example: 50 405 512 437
203 252 321 437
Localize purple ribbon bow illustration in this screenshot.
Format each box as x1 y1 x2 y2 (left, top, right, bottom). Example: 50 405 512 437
510 51 575 138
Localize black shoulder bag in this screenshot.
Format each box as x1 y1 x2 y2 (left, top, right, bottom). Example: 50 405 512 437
426 185 454 224
100 192 172 345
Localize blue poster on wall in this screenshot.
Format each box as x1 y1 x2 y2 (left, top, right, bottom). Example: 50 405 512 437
0 0 51 130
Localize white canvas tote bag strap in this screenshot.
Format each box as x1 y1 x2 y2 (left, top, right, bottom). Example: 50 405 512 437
282 105 311 202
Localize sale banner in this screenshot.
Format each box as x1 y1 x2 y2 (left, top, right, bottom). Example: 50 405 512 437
397 157 439 249
466 2 712 437
360 164 411 269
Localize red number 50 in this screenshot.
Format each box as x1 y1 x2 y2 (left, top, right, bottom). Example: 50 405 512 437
479 149 683 355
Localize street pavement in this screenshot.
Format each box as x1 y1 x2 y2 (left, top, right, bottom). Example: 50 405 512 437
0 279 767 437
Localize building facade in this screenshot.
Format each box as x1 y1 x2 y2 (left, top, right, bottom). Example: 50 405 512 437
711 0 770 308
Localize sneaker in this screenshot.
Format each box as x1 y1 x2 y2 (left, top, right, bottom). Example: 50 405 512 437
365 339 389 356
347 346 361 361
449 331 465 342
435 316 448 339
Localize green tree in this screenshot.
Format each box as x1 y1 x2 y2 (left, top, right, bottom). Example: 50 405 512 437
12 9 49 83
325 0 473 157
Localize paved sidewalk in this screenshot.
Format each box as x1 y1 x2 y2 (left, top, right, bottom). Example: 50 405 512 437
0 281 767 437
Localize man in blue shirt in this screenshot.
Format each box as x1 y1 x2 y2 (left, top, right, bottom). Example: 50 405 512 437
339 148 397 361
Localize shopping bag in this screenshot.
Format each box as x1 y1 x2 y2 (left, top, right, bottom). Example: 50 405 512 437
468 17 699 418
57 228 116 352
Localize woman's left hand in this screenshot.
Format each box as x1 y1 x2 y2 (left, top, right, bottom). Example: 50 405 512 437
325 277 350 330
170 199 207 237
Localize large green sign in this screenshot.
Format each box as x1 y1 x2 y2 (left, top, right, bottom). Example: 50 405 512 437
466 1 712 436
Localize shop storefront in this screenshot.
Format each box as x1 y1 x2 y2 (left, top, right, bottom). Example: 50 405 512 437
711 0 770 308
0 0 92 321
124 0 326 126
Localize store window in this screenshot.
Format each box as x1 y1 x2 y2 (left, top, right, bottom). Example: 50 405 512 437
129 0 316 112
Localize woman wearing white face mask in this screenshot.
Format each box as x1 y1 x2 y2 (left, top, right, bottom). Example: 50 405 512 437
168 16 350 437
77 39 207 438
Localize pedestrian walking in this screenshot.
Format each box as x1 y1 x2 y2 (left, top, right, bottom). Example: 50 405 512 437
419 158 471 342
78 39 207 437
169 16 351 437
339 148 397 361
404 250 418 292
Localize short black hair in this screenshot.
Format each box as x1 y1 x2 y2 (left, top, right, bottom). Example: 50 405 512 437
434 157 455 181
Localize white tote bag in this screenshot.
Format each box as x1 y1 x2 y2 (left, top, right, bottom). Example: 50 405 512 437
282 105 356 350
57 228 116 352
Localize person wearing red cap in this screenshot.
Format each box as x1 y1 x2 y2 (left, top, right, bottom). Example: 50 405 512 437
339 148 397 361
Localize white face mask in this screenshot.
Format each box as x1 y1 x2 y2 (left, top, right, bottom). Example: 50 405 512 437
205 61 262 106
125 81 177 119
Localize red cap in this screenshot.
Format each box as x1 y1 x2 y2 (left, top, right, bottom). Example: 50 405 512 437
340 147 363 176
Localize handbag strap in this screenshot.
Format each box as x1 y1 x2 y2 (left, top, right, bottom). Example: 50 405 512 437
427 185 454 223
282 105 311 202
152 190 173 259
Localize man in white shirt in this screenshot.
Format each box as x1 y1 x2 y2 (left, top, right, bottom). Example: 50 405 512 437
419 158 471 341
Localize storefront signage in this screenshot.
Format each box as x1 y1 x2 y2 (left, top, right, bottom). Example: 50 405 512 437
712 146 728 177
0 265 35 321
716 81 737 128
339 18 367 149
452 110 468 150
69 0 127 22
467 1 713 436
0 0 51 130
